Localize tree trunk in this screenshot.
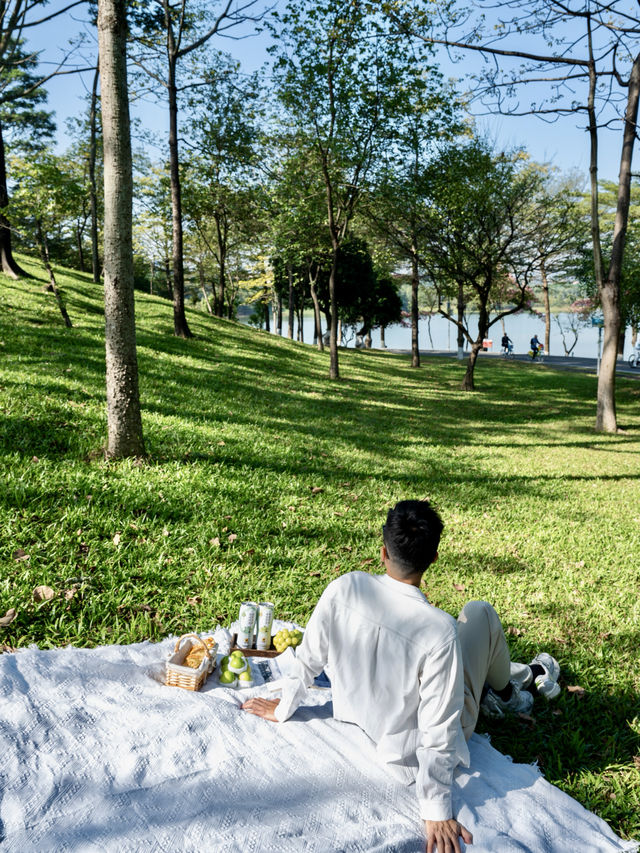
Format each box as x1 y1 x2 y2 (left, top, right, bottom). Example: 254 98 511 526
380 325 386 348
167 53 192 338
457 282 465 359
36 219 72 328
164 257 173 300
76 224 85 272
214 211 226 318
98 0 145 458
329 247 339 378
617 325 625 357
89 66 101 284
276 295 282 336
309 272 323 351
595 54 640 430
287 263 294 339
461 303 489 391
0 118 29 279
410 244 420 367
540 258 551 355
264 302 270 332
199 263 213 314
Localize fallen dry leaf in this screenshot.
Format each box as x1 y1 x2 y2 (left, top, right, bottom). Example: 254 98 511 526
228 533 238 543
552 709 563 717
12 548 28 562
0 608 16 628
112 533 121 546
517 712 536 724
31 456 39 463
163 528 170 537
360 558 374 566
311 486 324 495
209 537 221 547
33 585 55 602
64 588 78 601
507 626 523 637
633 756 640 770
186 596 201 606
217 440 225 446
453 583 466 592
567 685 586 698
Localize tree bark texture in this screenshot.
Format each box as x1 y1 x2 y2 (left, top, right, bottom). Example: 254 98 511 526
89 66 101 284
461 303 489 391
0 119 28 279
98 0 145 458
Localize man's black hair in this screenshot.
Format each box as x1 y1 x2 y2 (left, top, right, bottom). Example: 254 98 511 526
383 500 443 578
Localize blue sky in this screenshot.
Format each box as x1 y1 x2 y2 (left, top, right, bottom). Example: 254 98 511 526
32 2 621 184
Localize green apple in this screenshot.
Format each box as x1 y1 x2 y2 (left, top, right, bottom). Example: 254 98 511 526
238 670 253 682
220 656 229 669
219 670 237 685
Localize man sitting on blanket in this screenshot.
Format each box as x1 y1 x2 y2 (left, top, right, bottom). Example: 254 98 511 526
242 499 560 853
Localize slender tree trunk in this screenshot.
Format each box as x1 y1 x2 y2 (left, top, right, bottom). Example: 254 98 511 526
89 66 101 284
199 263 213 314
380 325 386 348
617 325 625 357
410 244 420 367
0 118 29 279
76 224 85 272
540 258 551 355
36 219 72 328
461 301 489 391
287 263 294 339
98 0 145 458
457 283 465 359
164 257 173 300
329 248 339 378
167 52 192 338
264 301 270 332
309 271 323 351
276 295 282 336
214 211 226 318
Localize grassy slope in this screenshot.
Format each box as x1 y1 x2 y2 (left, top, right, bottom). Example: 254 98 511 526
1 256 639 839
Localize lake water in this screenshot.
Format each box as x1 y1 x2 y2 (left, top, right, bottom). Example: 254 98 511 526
247 311 634 361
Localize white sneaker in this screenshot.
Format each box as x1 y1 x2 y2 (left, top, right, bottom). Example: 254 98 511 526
481 682 535 719
530 652 561 700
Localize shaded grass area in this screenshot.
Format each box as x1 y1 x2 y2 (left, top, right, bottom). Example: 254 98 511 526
1 256 640 839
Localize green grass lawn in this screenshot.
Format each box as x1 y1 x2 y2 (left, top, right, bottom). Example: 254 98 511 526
1 255 639 840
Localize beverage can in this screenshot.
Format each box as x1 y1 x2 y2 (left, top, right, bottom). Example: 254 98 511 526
255 602 274 651
237 601 258 649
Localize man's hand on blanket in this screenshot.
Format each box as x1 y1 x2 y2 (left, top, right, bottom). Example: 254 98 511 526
241 697 281 721
424 819 472 853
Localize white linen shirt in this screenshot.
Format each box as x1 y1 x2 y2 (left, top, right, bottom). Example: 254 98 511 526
273 571 470 822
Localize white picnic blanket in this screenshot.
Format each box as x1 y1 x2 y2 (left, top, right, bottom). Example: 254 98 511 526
0 625 637 853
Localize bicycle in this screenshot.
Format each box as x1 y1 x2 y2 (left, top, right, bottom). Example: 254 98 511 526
628 344 640 368
529 346 545 363
500 344 515 359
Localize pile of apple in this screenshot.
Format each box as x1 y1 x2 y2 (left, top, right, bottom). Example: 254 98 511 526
273 628 303 653
218 650 253 688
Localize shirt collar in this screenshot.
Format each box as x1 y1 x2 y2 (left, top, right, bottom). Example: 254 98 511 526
377 572 429 603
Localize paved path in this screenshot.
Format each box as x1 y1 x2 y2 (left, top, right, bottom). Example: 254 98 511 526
386 348 640 377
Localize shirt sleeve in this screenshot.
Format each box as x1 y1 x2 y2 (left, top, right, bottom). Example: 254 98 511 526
415 632 468 822
273 585 333 722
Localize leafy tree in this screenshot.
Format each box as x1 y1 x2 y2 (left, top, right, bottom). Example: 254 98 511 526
387 0 640 428
128 0 265 338
98 0 145 458
271 0 431 378
8 150 85 326
418 139 546 390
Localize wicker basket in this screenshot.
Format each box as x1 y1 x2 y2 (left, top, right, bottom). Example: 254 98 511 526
165 633 217 691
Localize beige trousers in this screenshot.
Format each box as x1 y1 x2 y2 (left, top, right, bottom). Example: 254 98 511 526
457 600 518 741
